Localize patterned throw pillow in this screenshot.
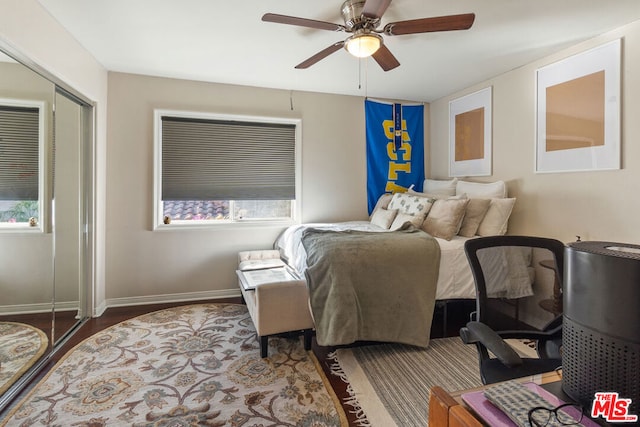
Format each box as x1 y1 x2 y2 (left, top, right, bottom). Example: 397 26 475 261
387 193 434 218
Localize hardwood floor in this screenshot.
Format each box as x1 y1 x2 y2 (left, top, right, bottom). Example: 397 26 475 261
0 310 81 351
0 298 475 424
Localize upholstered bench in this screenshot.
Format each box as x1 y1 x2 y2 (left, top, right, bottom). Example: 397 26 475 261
237 250 315 358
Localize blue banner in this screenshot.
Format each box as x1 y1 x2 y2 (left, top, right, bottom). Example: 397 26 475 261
365 99 425 214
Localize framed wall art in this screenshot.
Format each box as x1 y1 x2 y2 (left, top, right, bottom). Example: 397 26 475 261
449 87 492 177
536 39 621 173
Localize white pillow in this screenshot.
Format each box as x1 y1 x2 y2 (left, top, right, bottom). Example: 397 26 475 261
390 212 425 230
456 180 507 199
387 192 434 218
477 198 516 236
370 207 398 229
370 193 393 218
407 186 466 200
423 178 458 196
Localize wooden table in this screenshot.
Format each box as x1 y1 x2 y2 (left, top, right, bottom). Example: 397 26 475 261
428 371 563 426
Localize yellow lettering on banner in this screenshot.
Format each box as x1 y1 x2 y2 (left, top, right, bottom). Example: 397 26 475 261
388 161 411 180
386 140 398 161
386 140 412 161
385 181 407 193
381 119 412 190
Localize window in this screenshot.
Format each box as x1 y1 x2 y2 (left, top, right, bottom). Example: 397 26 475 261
0 99 45 231
154 110 300 228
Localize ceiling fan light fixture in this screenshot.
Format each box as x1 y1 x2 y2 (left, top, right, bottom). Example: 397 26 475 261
345 32 382 58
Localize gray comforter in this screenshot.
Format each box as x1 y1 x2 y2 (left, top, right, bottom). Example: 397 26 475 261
301 224 441 348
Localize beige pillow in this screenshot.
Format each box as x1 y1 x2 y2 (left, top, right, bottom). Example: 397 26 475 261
390 212 425 230
477 198 516 236
422 198 469 240
370 193 393 218
370 207 398 229
387 192 434 218
456 180 507 198
458 198 492 237
424 178 458 196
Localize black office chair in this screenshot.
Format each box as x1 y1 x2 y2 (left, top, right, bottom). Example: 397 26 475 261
460 235 565 385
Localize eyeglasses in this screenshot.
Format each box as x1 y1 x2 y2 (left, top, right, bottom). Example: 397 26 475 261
527 403 585 426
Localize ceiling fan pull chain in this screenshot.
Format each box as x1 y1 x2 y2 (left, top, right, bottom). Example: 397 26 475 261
365 57 369 97
359 57 369 96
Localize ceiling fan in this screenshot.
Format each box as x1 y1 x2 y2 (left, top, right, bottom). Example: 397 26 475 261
262 0 475 72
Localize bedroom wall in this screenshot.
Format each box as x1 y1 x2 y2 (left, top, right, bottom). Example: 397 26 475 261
1 2 431 310
105 72 429 306
0 0 108 315
429 19 640 245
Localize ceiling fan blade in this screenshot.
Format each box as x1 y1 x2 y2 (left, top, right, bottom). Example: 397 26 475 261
362 0 392 19
384 13 475 36
372 44 400 71
262 13 346 32
295 41 346 69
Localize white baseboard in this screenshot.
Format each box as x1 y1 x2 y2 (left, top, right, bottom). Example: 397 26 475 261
0 301 79 316
103 289 242 311
1 290 242 318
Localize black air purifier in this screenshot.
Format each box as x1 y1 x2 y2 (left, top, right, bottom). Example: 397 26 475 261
563 241 640 416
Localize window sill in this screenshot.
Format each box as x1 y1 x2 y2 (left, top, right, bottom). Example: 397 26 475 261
0 225 44 234
153 218 297 231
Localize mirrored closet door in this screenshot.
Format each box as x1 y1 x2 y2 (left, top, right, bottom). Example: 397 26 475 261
52 89 91 344
0 48 93 410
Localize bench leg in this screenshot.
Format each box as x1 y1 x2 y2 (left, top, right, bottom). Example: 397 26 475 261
260 335 269 358
303 329 313 350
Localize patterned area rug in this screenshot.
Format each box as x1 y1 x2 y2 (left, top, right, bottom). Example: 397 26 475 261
0 322 49 395
1 304 347 426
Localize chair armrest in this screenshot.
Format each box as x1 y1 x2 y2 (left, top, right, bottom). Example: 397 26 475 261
494 326 562 359
463 322 523 368
496 326 561 341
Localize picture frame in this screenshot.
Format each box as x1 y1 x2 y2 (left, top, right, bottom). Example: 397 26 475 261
535 39 621 173
449 87 492 177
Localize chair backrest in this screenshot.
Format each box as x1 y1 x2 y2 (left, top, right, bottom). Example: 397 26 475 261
464 235 565 334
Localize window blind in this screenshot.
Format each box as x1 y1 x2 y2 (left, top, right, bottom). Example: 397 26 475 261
161 116 296 200
0 105 39 200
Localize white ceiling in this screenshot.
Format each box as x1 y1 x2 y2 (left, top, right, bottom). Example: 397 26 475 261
37 0 640 102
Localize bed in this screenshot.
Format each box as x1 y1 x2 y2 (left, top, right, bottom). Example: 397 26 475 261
274 179 521 348
276 221 477 301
